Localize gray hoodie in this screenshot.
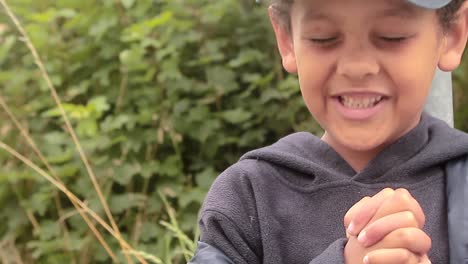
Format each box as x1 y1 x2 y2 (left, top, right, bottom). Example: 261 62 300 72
196 114 468 263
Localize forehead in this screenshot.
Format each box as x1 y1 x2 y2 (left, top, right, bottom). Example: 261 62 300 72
292 0 425 23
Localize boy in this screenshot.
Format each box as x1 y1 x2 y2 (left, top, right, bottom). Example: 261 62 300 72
190 0 468 263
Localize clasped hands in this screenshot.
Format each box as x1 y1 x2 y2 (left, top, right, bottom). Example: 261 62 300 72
344 188 432 264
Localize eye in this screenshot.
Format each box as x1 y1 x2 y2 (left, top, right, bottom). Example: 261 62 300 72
309 37 338 45
379 36 408 42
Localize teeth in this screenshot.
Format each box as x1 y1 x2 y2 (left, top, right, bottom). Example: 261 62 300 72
340 95 383 109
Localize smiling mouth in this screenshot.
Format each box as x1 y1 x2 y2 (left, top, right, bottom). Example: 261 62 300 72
338 95 386 109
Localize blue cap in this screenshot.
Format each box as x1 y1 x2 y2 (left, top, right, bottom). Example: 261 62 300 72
256 0 453 8
406 0 452 9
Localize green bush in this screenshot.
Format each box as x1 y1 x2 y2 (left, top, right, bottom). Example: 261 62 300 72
0 0 318 263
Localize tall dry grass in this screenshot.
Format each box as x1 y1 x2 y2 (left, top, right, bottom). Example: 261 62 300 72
0 1 197 263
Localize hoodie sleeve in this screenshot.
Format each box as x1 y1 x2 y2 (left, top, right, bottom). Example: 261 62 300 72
307 238 347 264
188 241 235 264
198 165 263 264
197 164 349 264
189 238 347 264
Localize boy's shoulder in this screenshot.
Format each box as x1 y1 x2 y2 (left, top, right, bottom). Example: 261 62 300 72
203 131 323 198
210 113 468 189
208 131 320 186
446 154 468 264
239 130 341 165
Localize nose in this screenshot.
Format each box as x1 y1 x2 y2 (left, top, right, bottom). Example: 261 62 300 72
336 41 380 80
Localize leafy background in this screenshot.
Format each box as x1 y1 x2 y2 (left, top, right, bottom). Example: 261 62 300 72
0 0 466 263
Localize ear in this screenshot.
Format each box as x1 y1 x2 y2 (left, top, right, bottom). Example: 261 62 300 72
438 2 468 71
268 7 298 73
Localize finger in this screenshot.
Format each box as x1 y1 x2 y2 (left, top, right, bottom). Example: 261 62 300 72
358 211 419 247
369 228 432 255
370 189 425 228
344 196 371 237
344 196 371 228
419 255 432 264
347 188 394 236
364 248 421 264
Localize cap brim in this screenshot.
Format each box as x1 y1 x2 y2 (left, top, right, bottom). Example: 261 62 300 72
406 0 452 9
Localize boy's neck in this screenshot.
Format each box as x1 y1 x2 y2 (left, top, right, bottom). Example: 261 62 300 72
320 114 423 172
321 133 385 173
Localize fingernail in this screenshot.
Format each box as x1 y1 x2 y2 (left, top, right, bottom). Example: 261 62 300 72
347 222 357 235
363 255 369 264
357 230 367 244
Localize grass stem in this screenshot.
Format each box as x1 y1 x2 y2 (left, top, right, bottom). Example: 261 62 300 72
0 0 132 262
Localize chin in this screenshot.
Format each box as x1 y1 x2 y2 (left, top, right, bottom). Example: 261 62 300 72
337 134 388 153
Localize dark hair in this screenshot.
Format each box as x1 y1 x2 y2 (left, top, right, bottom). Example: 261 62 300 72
438 0 466 30
270 0 465 32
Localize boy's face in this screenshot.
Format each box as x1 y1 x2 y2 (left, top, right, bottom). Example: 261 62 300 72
271 0 467 160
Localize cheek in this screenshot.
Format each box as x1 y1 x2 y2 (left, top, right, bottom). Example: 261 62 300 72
390 66 433 115
295 48 333 110
401 59 438 88
297 66 328 118
385 45 439 108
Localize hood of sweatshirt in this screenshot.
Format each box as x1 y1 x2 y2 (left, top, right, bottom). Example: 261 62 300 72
240 113 468 184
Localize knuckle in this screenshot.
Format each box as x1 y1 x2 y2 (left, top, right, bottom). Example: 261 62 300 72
395 188 411 200
402 211 417 225
395 188 409 194
393 189 413 206
393 249 412 263
399 249 413 262
396 228 415 245
381 188 395 196
344 196 370 223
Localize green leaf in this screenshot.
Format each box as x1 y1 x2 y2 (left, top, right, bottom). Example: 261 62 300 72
101 114 131 132
141 161 159 179
109 193 146 214
206 66 238 94
67 233 87 251
113 163 140 185
221 109 253 124
122 11 173 42
27 190 53 217
56 164 80 178
0 35 16 65
196 167 218 190
43 132 69 145
119 47 147 71
140 221 162 242
89 15 118 39
42 104 90 120
146 193 163 214
39 220 61 240
178 188 205 208
158 156 181 178
87 96 110 118
57 8 77 19
28 8 57 23
228 49 264 68
121 0 135 9
46 148 73 164
77 118 98 137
